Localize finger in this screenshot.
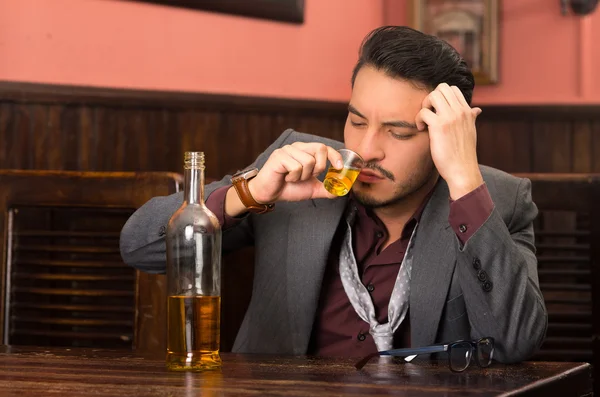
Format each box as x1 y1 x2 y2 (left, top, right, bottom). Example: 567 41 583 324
451 86 470 108
281 145 318 181
437 83 462 111
415 107 437 131
272 152 304 182
308 178 337 199
291 142 343 171
472 107 482 117
312 144 329 176
422 90 451 116
326 146 344 169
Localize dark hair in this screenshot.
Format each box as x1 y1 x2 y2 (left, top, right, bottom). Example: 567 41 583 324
351 26 475 105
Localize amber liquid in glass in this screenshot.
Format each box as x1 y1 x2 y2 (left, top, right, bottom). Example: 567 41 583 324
323 167 361 196
166 295 221 371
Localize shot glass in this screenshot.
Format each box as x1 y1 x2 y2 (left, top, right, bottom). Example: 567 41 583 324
323 149 364 197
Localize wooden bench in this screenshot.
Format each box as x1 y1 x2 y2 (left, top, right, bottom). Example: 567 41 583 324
516 173 600 393
0 170 182 349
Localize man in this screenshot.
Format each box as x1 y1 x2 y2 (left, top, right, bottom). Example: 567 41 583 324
120 26 547 363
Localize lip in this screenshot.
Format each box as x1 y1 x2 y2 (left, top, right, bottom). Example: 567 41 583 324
357 170 384 183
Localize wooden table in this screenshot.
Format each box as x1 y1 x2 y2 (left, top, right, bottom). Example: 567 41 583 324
0 346 592 396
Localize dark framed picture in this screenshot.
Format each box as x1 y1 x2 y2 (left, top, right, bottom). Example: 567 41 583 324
131 0 305 24
409 0 499 85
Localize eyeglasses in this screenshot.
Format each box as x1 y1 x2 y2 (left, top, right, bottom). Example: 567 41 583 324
354 337 495 371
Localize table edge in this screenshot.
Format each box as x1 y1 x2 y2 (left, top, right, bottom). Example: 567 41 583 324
497 362 592 397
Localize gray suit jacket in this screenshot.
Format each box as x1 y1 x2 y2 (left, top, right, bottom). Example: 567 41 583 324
120 129 547 363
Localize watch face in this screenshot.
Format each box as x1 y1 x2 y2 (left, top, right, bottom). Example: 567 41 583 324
233 168 259 180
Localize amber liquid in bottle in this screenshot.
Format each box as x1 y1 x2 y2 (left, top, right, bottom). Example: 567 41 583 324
166 296 221 370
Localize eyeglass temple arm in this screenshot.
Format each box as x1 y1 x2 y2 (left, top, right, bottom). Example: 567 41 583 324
379 344 449 357
354 344 449 370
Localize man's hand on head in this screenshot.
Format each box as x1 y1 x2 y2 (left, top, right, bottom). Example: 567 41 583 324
415 83 484 200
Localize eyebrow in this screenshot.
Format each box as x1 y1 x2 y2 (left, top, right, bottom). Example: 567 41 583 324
348 104 418 130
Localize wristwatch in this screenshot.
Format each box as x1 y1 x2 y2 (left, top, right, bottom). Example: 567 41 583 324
230 168 275 214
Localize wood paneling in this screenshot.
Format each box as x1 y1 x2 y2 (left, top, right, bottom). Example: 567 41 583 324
2 81 600 177
0 81 346 178
475 106 600 174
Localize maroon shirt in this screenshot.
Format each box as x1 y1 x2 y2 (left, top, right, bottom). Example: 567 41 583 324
206 182 494 357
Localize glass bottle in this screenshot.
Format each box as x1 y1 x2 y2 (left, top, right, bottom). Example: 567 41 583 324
165 151 222 371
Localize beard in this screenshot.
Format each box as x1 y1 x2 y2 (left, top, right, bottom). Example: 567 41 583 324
353 157 437 209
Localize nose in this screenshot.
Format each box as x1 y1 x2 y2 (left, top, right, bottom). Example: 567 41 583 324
355 128 384 164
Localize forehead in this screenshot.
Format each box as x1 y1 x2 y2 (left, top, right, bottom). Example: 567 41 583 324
350 66 429 117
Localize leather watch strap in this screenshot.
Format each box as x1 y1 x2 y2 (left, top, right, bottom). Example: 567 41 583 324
231 168 275 214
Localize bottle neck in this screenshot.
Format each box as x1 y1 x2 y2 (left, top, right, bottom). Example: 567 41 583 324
184 167 205 204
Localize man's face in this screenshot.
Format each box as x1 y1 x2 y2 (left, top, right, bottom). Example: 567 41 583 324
344 65 437 208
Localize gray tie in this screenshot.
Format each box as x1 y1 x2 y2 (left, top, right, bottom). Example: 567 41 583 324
338 210 417 351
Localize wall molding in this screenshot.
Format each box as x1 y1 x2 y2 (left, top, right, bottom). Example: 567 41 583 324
2 81 600 122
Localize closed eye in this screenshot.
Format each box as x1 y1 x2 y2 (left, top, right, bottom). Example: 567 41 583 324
392 133 415 140
351 121 366 128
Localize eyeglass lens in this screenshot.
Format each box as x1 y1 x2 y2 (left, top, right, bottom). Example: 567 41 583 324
449 341 472 372
477 338 494 367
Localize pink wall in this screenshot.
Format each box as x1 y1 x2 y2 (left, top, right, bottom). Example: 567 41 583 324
0 0 383 102
1 0 599 104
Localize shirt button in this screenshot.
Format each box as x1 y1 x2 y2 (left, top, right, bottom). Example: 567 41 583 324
473 258 481 270
459 224 468 233
376 231 384 238
357 333 367 341
158 226 166 236
367 284 375 292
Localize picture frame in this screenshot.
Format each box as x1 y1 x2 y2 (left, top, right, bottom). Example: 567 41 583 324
129 0 305 24
408 0 499 85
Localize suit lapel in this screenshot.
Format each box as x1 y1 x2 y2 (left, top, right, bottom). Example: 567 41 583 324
409 179 457 348
286 197 347 354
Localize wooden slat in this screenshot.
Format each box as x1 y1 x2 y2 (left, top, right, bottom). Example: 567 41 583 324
547 311 591 321
12 273 134 282
536 244 589 251
11 302 133 313
543 298 590 305
12 317 132 327
15 231 120 238
532 121 573 172
539 269 591 276
15 259 128 268
540 283 590 291
15 245 120 254
534 350 593 360
536 230 590 237
13 330 132 340
537 256 589 263
9 105 31 169
12 287 134 297
547 322 592 331
543 337 592 347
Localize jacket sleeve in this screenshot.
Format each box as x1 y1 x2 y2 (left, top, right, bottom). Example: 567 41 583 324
456 177 548 363
119 128 296 274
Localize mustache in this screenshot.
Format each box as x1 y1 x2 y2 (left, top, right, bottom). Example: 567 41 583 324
363 163 395 182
